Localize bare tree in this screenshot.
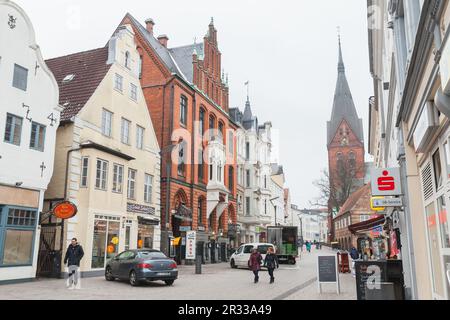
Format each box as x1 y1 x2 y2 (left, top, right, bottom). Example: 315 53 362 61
310 159 363 213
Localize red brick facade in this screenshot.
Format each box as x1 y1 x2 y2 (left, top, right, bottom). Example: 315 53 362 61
119 15 238 245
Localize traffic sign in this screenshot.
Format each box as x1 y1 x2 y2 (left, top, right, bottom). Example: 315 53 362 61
371 168 402 196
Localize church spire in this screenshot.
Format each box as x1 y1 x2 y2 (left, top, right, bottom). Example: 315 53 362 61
327 35 364 146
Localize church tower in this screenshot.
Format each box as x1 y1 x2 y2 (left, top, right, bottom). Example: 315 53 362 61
327 37 365 241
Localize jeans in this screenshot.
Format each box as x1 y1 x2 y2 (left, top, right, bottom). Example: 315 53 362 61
268 268 275 281
253 270 259 282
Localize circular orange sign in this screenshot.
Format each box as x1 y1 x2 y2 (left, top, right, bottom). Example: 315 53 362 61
53 201 78 219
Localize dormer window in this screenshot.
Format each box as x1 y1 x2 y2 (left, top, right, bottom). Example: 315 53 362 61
125 51 131 69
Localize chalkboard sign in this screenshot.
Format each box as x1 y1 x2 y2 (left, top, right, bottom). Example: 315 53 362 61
318 256 337 282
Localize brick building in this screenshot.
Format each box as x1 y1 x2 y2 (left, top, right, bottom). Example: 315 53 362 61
115 14 237 264
327 39 365 243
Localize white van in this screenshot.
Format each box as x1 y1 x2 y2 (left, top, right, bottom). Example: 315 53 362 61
230 243 276 269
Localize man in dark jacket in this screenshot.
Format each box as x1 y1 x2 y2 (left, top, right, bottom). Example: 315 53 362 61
64 238 84 289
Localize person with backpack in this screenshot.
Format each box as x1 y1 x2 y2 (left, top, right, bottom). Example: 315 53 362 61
264 247 279 284
248 247 263 283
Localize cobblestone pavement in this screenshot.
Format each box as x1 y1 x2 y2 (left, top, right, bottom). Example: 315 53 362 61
0 247 356 300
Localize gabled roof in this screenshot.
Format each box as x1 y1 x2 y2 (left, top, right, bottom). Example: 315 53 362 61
46 47 111 121
336 184 372 217
327 40 364 145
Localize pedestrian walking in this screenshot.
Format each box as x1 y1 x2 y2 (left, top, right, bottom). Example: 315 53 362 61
264 247 279 284
64 238 84 289
306 241 311 253
248 248 263 283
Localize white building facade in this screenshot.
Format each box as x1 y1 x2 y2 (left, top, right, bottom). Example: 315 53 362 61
0 0 61 283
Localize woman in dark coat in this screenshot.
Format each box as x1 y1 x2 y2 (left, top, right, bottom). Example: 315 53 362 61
248 248 263 283
264 247 279 284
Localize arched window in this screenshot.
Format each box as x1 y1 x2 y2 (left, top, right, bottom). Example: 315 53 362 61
209 114 216 140
125 51 131 69
199 107 206 134
218 121 224 142
180 95 188 126
198 198 204 226
198 148 204 182
138 55 143 79
349 151 356 170
177 140 187 177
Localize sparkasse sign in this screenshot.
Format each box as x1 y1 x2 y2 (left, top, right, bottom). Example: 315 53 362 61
371 168 402 196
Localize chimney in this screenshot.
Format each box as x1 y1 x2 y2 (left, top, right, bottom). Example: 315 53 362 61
158 34 169 48
145 18 155 35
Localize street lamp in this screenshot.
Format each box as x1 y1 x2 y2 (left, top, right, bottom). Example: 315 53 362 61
270 197 280 226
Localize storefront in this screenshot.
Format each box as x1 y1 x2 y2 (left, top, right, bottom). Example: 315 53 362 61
416 125 450 299
0 186 41 283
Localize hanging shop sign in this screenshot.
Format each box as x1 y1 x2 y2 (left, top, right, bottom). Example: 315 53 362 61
413 102 439 153
127 203 156 216
371 168 402 196
371 197 403 208
52 201 78 220
173 205 193 222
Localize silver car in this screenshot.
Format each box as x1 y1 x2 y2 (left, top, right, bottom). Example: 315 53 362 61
105 249 178 286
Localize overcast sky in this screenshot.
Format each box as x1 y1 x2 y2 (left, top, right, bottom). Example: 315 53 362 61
15 0 373 209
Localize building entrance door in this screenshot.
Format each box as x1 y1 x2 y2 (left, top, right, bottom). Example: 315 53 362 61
37 222 63 278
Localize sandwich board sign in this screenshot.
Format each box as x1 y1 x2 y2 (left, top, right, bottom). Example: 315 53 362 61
317 255 340 294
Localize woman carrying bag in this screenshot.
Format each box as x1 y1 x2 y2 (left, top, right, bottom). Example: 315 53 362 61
264 247 279 284
248 248 263 283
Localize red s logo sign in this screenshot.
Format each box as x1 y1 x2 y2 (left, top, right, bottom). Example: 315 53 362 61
378 171 395 191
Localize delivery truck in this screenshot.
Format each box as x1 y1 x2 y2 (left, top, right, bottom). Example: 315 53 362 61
267 226 298 265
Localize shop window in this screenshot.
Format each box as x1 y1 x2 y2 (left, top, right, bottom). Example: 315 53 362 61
444 141 450 180
426 202 445 297
437 196 450 249
0 208 37 266
91 218 120 269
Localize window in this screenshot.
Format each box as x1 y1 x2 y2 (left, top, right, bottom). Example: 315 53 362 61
112 164 124 193
245 142 250 160
81 157 89 187
12 64 28 91
245 197 251 216
125 51 131 69
228 131 234 154
246 170 251 188
218 122 224 141
136 125 144 149
180 95 188 126
130 83 137 101
265 200 267 215
95 159 108 190
127 169 137 199
0 208 37 266
198 149 204 182
437 196 450 249
198 199 204 226
102 109 113 137
264 176 267 189
178 141 186 176
228 167 234 191
4 113 22 145
199 108 205 134
144 174 153 203
217 164 222 182
29 122 46 151
121 118 131 144
209 115 216 139
138 55 143 79
115 73 123 92
433 149 443 190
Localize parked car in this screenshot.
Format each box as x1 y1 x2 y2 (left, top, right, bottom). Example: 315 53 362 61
229 243 276 269
105 249 178 286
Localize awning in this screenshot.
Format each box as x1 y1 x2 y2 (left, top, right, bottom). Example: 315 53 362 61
348 215 385 234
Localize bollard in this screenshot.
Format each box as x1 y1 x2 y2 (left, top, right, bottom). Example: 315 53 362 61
195 255 202 274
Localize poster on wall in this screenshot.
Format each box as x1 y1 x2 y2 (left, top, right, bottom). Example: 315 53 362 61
185 231 196 260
